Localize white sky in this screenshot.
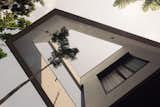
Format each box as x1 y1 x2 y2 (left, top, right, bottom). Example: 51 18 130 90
28 0 160 43
56 0 160 43
27 0 56 22
68 30 122 77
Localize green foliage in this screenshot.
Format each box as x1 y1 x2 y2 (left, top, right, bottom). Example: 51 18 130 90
0 0 43 41
0 12 31 41
0 0 43 59
113 0 160 11
17 17 32 30
0 33 12 41
0 12 31 30
113 0 136 8
0 0 44 16
52 27 69 46
0 48 7 59
143 0 160 11
49 27 79 67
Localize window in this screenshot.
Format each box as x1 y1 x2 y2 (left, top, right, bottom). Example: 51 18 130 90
98 53 148 94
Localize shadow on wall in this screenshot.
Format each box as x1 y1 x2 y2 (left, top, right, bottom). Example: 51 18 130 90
111 68 160 107
13 38 43 83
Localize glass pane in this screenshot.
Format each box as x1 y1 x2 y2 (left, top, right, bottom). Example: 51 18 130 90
101 71 124 92
99 54 148 94
124 57 147 72
117 65 133 78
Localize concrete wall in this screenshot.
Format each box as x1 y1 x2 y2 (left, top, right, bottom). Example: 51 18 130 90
12 14 122 107
12 13 160 107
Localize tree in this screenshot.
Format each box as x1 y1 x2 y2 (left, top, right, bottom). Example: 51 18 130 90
113 0 160 12
0 27 79 105
0 0 43 59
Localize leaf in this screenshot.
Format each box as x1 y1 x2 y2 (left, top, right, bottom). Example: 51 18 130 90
143 0 160 12
0 12 31 41
51 27 79 62
113 0 137 8
0 33 13 41
0 48 7 59
113 0 160 11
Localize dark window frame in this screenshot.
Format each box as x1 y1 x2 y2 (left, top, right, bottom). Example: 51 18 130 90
97 53 148 94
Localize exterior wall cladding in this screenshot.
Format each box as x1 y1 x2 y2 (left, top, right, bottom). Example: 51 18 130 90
7 9 160 107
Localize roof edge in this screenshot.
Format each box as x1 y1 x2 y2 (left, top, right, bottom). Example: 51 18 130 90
6 8 160 48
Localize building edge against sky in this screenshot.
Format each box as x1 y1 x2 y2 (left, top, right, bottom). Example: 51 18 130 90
27 0 160 43
5 9 160 107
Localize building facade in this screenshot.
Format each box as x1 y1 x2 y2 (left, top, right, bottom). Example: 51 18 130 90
7 9 160 107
